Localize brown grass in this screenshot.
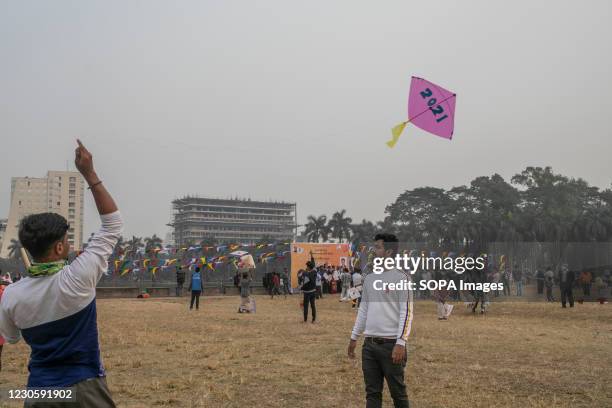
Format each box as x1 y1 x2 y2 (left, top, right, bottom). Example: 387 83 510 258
1 296 611 407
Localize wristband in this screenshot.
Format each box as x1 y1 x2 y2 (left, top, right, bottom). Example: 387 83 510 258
88 181 103 190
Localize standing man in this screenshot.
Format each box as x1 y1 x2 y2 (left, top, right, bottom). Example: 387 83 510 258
189 267 203 310
300 260 318 323
0 140 121 407
502 264 512 296
545 266 555 302
559 264 575 308
282 267 291 295
514 266 524 297
340 268 352 301
535 267 545 295
315 268 324 299
176 266 185 297
348 233 413 408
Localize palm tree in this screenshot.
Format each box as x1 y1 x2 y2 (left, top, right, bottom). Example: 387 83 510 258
328 210 353 242
7 239 21 259
144 234 163 252
127 236 142 254
304 215 329 242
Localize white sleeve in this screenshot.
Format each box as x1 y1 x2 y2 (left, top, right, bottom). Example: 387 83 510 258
350 278 369 340
60 211 123 294
0 296 21 344
396 282 414 346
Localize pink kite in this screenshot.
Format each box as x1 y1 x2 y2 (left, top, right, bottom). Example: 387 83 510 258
388 76 456 147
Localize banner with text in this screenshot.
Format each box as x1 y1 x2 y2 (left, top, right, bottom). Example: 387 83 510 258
290 243 350 288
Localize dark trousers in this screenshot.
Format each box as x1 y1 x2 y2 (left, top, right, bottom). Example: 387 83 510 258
190 290 201 309
582 283 591 296
25 377 116 407
560 283 574 307
303 292 316 322
176 285 183 297
537 280 544 294
545 285 554 301
502 277 511 296
362 339 409 408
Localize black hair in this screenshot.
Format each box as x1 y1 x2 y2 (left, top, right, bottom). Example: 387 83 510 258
195 266 201 272
306 260 315 269
374 233 399 256
18 213 69 259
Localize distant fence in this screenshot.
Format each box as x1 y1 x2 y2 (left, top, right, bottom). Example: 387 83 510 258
97 256 291 288
95 242 612 289
487 242 612 273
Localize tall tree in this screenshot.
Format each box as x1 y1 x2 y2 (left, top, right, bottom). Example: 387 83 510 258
127 236 143 254
350 219 377 244
144 234 163 252
328 210 352 242
7 238 21 259
304 215 329 242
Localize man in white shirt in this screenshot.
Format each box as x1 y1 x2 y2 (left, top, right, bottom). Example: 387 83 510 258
0 140 122 407
348 233 413 408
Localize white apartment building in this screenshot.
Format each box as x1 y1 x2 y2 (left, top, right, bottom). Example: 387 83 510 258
0 171 85 258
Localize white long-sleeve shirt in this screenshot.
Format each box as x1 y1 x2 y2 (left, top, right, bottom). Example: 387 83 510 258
0 211 123 387
350 269 414 346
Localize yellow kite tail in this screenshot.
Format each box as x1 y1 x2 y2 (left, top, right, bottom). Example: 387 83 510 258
387 121 409 148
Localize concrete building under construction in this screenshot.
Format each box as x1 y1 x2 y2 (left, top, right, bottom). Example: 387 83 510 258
169 196 297 246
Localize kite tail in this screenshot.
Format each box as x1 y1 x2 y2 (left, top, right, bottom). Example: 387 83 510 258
387 121 409 148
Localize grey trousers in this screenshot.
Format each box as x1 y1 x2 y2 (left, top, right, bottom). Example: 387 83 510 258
362 339 409 408
24 377 116 408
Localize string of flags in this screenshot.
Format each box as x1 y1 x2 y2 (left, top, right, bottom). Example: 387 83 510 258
108 241 294 276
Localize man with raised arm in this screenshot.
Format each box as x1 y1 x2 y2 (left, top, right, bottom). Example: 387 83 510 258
0 140 122 407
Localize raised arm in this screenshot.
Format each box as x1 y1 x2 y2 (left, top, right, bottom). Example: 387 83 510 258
75 139 118 215
60 140 122 293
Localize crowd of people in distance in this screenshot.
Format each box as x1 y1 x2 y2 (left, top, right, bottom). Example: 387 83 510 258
294 264 364 306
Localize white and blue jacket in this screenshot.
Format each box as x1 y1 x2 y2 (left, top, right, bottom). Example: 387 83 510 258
0 211 122 387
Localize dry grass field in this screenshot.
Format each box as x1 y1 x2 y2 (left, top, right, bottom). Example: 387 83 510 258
1 295 611 408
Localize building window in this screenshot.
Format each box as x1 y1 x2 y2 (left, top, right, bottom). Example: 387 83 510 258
69 183 75 189
69 190 75 195
70 177 76 182
57 201 60 206
69 202 75 208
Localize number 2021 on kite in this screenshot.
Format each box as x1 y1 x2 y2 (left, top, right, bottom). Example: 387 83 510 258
420 88 449 123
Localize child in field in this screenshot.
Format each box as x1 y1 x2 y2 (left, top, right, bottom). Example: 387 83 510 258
434 285 453 320
238 273 253 313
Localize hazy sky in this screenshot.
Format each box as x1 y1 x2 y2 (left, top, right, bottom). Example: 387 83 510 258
1 0 611 240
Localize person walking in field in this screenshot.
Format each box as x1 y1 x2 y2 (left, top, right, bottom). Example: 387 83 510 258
301 261 318 323
176 266 185 297
545 266 555 302
238 272 253 313
189 267 203 310
340 268 352 301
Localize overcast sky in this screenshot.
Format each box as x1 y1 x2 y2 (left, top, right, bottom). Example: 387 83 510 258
1 0 611 240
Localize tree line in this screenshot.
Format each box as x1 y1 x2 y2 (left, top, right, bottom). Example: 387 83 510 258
304 167 612 251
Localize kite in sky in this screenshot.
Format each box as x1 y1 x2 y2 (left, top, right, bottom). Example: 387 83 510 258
387 76 456 148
